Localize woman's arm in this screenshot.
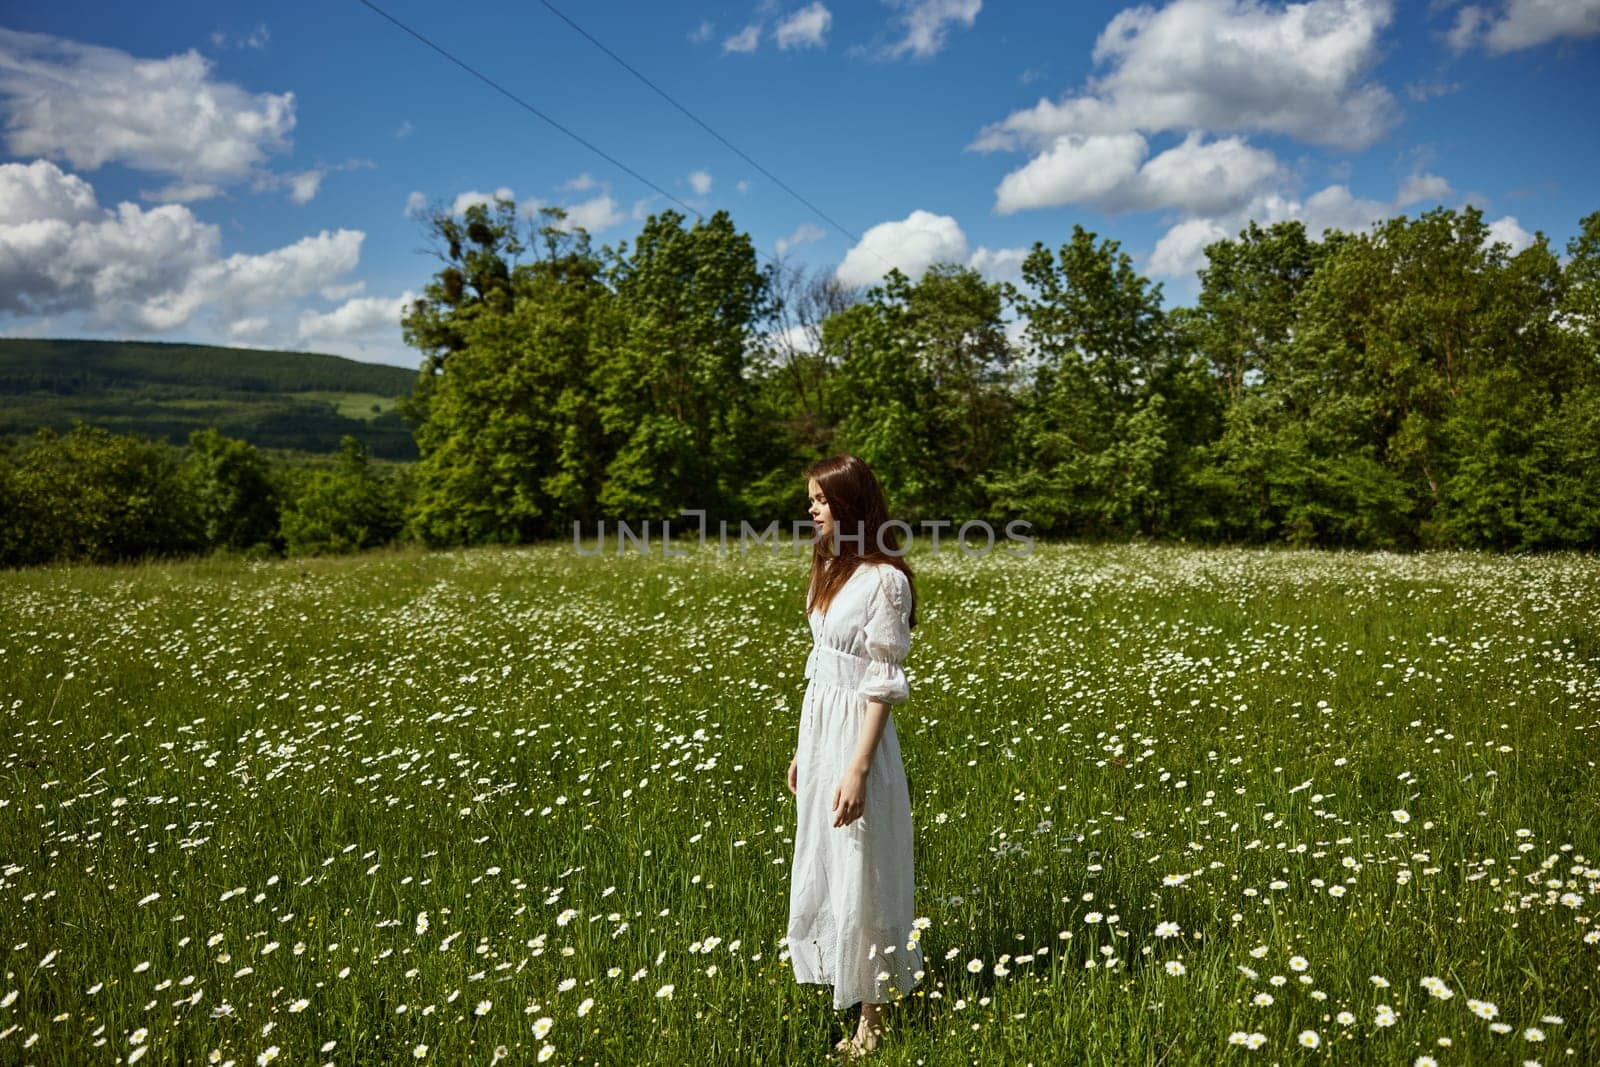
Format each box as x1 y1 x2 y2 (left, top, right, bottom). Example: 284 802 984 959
832 698 890 827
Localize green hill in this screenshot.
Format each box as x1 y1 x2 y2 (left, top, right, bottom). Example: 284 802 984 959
0 338 420 459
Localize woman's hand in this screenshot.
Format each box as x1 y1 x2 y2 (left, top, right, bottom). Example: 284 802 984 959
787 757 798 796
831 768 867 828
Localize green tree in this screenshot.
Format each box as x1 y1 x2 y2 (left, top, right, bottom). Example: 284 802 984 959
989 226 1187 537
406 206 608 545
399 198 525 433
823 265 1015 518
280 437 402 555
184 427 280 552
592 209 772 522
1 422 201 565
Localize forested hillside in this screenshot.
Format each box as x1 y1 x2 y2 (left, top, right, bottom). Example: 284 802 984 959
0 339 417 458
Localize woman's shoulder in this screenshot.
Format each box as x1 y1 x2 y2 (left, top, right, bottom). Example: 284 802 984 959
870 560 912 605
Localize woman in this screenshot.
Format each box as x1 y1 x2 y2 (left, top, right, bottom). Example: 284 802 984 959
785 453 924 1057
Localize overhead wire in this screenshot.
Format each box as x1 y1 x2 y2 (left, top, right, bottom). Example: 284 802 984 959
535 0 868 250
354 0 704 222
354 0 896 279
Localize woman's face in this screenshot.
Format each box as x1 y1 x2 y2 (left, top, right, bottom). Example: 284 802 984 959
806 477 834 543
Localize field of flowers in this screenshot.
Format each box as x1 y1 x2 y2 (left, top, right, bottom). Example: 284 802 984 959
2 542 1597 1065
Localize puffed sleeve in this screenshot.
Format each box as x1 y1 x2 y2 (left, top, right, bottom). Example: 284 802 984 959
856 565 912 706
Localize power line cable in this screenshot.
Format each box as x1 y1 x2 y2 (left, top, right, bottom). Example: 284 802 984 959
354 0 705 223
536 0 869 251
354 0 896 284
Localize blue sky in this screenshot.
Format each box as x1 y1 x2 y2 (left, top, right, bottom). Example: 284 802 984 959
1 0 1597 367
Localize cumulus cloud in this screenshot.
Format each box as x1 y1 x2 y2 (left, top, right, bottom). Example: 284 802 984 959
1154 185 1402 277
0 160 361 333
835 209 969 287
1145 180 1458 278
450 187 515 215
139 180 224 204
1486 214 1534 253
776 222 827 255
995 132 1281 215
724 25 761 53
403 191 428 218
1449 0 1600 53
299 291 417 343
1397 170 1452 207
688 169 713 196
0 158 100 225
886 0 983 59
776 3 833 49
834 211 1032 288
0 27 296 182
968 245 1029 286
970 0 1397 153
561 194 626 233
287 169 323 205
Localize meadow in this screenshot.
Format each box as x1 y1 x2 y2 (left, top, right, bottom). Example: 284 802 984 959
1 542 1597 1065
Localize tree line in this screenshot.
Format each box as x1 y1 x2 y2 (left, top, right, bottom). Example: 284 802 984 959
398 199 1599 551
3 199 1596 567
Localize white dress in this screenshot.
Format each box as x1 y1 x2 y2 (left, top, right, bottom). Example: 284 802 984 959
787 560 925 1010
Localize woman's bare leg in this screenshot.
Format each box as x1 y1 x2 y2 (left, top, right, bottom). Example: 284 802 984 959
852 1001 885 1052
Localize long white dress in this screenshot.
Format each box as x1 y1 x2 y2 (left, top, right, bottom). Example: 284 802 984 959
787 560 925 1010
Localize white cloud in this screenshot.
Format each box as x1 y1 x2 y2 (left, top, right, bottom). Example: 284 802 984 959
1147 181 1407 278
1405 80 1462 102
724 25 761 53
994 131 1281 216
967 245 1029 286
995 132 1146 213
691 20 716 44
835 209 969 287
1147 217 1233 278
1448 5 1487 50
1451 0 1600 52
0 160 218 321
403 191 428 218
0 160 362 334
179 229 365 327
450 187 515 215
970 0 1396 153
320 281 365 302
0 27 296 182
1397 170 1452 206
287 169 323 205
228 316 271 339
299 291 417 342
561 194 626 233
1486 215 1534 253
139 180 224 204
562 172 599 192
0 158 99 225
776 222 827 255
688 169 713 196
886 0 983 59
394 120 415 139
777 3 833 49
211 23 270 51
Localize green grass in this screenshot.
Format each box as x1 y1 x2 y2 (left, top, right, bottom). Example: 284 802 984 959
1 543 1597 1064
290 393 403 421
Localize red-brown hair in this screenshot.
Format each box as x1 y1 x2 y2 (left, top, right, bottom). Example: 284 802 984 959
804 453 918 627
